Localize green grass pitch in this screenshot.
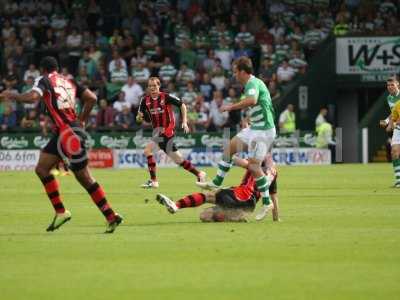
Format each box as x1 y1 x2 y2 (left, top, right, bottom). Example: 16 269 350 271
0 164 399 300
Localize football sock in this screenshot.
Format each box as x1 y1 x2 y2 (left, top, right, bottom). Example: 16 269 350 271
212 159 232 187
147 155 157 181
41 175 66 214
176 193 206 209
255 175 271 205
180 159 200 177
86 182 116 222
393 158 400 183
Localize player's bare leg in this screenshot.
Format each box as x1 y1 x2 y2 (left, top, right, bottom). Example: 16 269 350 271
247 156 274 221
156 191 215 214
168 150 206 182
197 137 247 190
391 144 400 187
270 193 280 222
142 141 159 188
35 152 72 232
73 166 122 233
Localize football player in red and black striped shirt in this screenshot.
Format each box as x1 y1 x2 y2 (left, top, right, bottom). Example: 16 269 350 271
0 56 122 233
156 155 280 222
136 77 206 188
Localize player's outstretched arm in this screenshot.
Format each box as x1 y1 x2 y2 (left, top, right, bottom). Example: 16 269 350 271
79 89 97 126
220 96 256 112
180 103 190 133
0 90 41 103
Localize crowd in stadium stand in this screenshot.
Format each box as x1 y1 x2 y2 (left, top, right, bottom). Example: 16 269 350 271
0 0 399 134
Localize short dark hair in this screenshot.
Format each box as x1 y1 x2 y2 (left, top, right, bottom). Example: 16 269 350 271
233 56 253 74
40 56 59 72
387 75 399 82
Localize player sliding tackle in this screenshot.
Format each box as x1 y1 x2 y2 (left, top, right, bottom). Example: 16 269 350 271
380 76 400 188
0 56 122 233
197 56 276 220
156 155 279 222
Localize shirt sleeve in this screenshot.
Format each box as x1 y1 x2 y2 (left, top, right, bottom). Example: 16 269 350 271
31 76 49 97
166 93 183 107
244 80 259 103
138 96 151 122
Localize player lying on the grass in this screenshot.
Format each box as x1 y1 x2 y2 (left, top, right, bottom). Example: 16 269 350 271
156 155 279 222
380 76 400 187
196 57 276 220
0 56 122 233
136 77 206 188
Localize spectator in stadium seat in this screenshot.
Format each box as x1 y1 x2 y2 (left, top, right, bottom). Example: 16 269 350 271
159 56 177 85
199 72 216 102
96 99 114 128
142 27 159 58
121 76 143 117
110 59 128 84
78 49 97 80
0 103 17 131
215 38 234 71
131 61 150 87
234 40 253 60
202 49 218 73
149 46 165 77
115 106 135 129
277 60 297 83
179 40 198 70
23 64 40 81
113 91 131 113
109 49 128 74
131 46 148 69
207 90 229 132
76 67 92 87
181 81 198 105
20 109 39 129
188 95 209 132
176 62 196 87
235 23 255 46
211 65 227 91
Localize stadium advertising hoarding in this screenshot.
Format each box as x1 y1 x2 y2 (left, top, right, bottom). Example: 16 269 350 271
336 36 400 75
0 150 40 171
88 148 114 168
114 148 331 168
0 132 319 150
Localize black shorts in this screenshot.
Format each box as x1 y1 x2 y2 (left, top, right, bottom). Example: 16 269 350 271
153 135 178 153
215 189 256 211
42 126 88 172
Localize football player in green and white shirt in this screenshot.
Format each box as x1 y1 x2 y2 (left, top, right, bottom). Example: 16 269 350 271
197 56 276 220
379 76 400 187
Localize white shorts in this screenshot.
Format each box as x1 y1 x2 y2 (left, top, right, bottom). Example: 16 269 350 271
236 127 276 161
392 128 400 145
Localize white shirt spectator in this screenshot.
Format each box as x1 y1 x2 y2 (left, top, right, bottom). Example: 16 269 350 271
109 58 128 74
50 14 68 30
121 81 144 108
277 63 297 82
24 69 40 81
113 100 131 113
209 100 229 127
